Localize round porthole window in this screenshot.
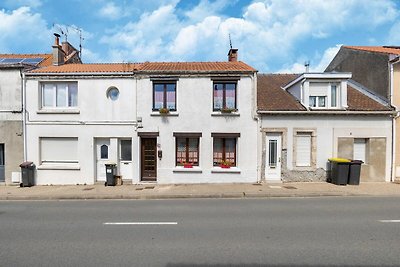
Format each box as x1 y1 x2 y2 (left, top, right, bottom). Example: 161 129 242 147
107 87 119 101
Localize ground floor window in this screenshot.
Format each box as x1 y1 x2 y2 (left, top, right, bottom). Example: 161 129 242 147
40 137 78 164
174 133 202 166
213 137 237 167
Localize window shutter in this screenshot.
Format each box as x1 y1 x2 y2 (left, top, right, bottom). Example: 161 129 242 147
296 134 311 167
41 138 78 163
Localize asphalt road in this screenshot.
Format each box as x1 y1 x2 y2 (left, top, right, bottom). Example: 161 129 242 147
1 197 400 267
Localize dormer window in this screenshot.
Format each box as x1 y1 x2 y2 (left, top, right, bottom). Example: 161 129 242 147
308 82 339 109
309 96 326 108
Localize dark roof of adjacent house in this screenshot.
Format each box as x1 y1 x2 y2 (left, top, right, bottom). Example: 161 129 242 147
28 61 256 74
257 73 392 112
0 54 53 67
257 74 305 111
343 46 400 55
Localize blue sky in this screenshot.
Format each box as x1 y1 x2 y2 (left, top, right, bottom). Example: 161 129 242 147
1 0 399 73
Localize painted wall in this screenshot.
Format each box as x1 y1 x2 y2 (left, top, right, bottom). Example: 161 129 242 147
25 73 258 185
261 115 392 182
25 77 137 185
0 68 24 184
393 63 400 181
136 75 258 184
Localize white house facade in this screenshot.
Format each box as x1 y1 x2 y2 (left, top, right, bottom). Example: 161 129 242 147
257 73 394 183
24 50 259 185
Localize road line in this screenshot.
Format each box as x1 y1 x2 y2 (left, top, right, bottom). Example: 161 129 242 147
379 220 400 223
103 222 178 225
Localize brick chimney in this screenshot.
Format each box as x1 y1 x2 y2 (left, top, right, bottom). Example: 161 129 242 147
228 48 238 62
52 33 65 66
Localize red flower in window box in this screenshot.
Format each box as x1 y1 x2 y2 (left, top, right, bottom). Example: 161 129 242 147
159 108 170 114
183 163 193 168
219 161 231 168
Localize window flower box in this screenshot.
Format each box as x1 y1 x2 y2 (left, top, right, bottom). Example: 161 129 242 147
220 164 231 168
220 108 237 114
183 163 193 168
159 108 170 114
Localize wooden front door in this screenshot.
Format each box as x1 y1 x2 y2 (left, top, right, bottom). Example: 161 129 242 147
141 138 157 181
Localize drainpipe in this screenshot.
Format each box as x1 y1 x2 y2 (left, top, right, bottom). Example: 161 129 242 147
22 72 27 162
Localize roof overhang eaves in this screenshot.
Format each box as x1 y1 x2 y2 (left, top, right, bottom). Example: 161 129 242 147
25 71 135 76
282 72 352 90
257 110 395 115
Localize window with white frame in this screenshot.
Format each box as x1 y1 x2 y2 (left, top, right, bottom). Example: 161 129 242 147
309 82 339 108
353 138 367 163
41 82 78 108
40 137 78 164
295 132 312 167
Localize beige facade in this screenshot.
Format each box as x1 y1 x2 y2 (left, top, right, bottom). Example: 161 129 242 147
392 62 400 181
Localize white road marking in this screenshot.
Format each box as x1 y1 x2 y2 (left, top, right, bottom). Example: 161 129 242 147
103 222 178 225
269 186 282 189
379 220 400 223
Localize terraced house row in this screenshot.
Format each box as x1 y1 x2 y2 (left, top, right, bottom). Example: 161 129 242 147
0 36 398 185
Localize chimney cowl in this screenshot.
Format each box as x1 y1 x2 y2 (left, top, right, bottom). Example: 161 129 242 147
228 48 238 62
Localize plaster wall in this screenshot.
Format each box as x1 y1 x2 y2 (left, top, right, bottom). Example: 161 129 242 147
25 74 258 185
0 121 23 184
136 75 258 184
261 115 392 182
393 63 400 180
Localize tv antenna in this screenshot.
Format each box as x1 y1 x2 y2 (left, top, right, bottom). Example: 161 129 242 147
52 23 68 41
68 25 84 59
229 33 233 49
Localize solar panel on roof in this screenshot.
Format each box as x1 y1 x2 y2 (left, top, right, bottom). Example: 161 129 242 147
0 58 24 64
22 58 44 65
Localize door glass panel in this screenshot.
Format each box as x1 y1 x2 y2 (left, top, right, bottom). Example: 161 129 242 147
269 140 277 167
100 145 108 159
0 144 4 165
120 140 132 161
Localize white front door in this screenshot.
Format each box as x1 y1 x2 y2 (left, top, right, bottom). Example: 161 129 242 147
265 133 282 181
96 138 110 182
119 139 132 180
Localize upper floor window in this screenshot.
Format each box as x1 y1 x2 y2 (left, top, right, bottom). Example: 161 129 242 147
153 82 176 111
309 96 326 108
308 82 339 109
42 82 78 108
213 82 237 111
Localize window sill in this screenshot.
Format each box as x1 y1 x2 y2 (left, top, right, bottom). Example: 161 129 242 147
37 109 80 114
211 167 241 173
37 163 80 170
150 111 179 117
211 112 240 117
173 167 202 173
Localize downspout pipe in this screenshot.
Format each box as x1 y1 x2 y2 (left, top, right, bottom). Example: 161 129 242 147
22 72 27 162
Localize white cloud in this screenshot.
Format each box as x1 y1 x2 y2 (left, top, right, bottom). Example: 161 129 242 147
98 2 123 20
387 20 400 45
0 7 51 53
277 45 341 73
94 0 400 70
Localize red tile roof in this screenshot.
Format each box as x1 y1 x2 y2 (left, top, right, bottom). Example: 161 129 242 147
343 46 400 55
28 61 256 74
28 63 142 73
257 74 306 111
0 54 52 67
257 74 392 112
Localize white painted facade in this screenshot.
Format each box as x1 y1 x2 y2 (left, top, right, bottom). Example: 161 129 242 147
24 71 258 185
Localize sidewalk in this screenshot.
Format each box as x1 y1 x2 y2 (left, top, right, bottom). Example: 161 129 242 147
1 182 400 200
